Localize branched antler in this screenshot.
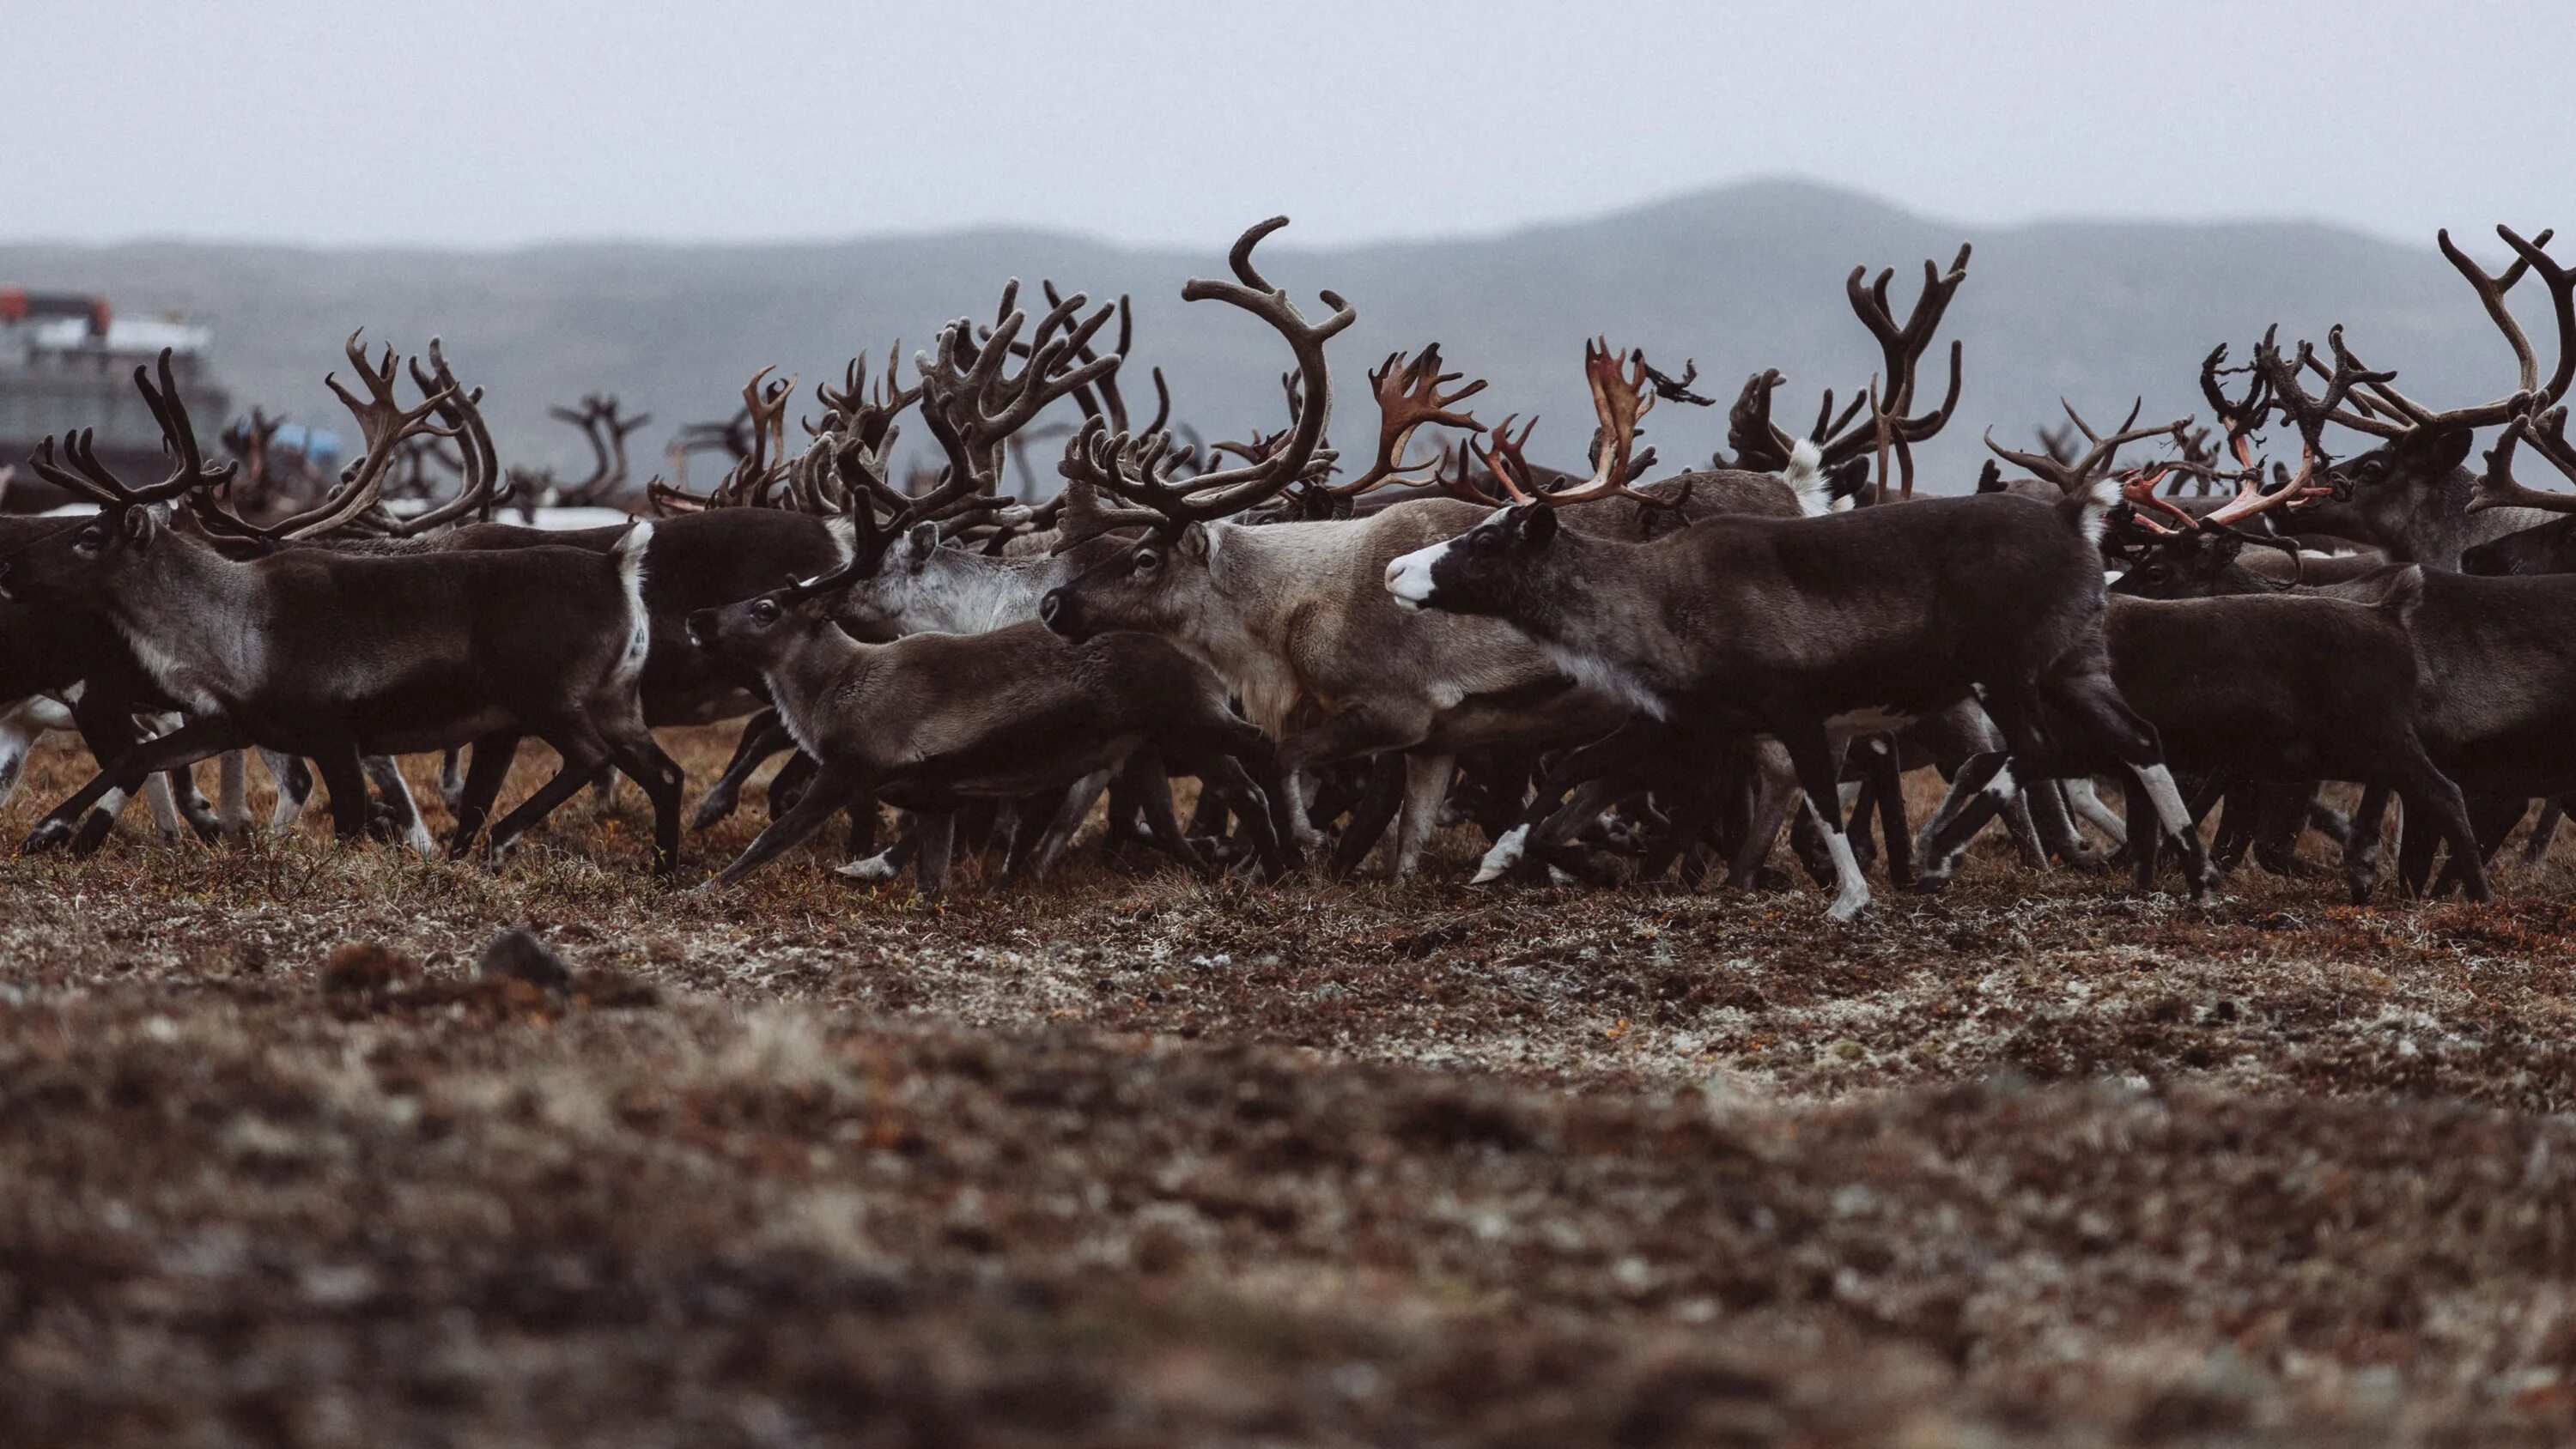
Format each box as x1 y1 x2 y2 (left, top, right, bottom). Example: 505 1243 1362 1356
1051 217 1356 545
1323 344 1488 496
27 349 237 511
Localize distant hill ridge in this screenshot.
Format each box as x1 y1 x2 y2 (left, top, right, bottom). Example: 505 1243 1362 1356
0 179 2533 493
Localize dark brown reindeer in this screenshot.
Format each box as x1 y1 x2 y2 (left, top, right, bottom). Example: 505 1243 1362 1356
1382 440 2218 920
2271 226 2573 568
1938 445 2488 902
2461 404 2576 574
2115 403 2576 895
0 340 688 873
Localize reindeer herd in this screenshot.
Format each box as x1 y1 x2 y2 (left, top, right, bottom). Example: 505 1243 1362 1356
5 216 2576 922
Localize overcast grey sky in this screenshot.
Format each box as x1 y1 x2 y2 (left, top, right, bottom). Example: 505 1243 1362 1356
8 0 2569 250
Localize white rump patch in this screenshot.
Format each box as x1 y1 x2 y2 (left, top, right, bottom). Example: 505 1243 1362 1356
1780 440 1832 518
1383 539 1453 609
2075 476 2121 547
824 514 860 571
612 522 655 685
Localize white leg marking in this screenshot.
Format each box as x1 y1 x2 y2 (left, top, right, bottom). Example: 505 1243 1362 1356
835 847 902 882
217 750 250 835
1389 753 1453 879
2128 761 2217 894
366 757 439 858
1473 823 1530 884
1804 795 1872 922
1285 768 1327 853
2130 762 2194 839
2065 777 2127 843
260 750 308 827
143 773 185 837
0 711 39 812
1980 760 2019 803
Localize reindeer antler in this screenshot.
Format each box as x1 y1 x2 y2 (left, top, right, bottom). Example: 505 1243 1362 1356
1054 217 1355 545
1324 344 1488 496
27 349 238 510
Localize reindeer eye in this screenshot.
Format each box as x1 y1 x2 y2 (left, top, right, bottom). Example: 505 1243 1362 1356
751 598 781 623
75 527 102 553
1133 549 1160 573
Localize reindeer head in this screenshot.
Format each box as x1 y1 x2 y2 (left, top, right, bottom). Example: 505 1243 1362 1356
0 350 235 608
1038 218 1357 643
1382 501 1570 619
836 522 945 634
2255 227 2573 562
685 580 845 671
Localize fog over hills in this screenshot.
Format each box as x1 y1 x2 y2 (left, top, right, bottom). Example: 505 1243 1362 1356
0 179 2538 494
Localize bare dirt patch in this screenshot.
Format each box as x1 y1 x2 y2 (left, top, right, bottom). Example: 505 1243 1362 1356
5 731 2576 1445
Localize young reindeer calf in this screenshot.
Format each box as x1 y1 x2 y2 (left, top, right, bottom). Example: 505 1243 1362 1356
684 585 1297 894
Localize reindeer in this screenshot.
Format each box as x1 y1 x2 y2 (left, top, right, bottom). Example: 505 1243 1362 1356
0 342 686 874
2264 227 2573 568
1040 226 1946 880
1932 446 2484 900
685 236 1320 892
1382 449 2219 919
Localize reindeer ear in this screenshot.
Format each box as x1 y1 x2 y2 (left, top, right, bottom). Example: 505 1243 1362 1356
906 522 938 569
1508 503 1558 549
120 507 155 543
2209 532 2245 565
2398 427 2476 479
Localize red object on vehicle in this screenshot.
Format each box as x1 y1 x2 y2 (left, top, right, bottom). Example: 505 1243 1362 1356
0 288 112 335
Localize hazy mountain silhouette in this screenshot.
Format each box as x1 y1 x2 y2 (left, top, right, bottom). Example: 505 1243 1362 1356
0 179 2537 495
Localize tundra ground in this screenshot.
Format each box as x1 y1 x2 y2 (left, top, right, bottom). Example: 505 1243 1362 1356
4 728 2576 1446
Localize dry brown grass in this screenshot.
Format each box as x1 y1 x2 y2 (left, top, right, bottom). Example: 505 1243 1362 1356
6 729 2576 1445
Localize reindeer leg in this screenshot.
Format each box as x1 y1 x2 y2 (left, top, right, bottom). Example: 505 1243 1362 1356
704 758 864 888
28 719 250 855
1862 737 1915 886
262 750 313 828
361 755 438 857
311 747 378 842
438 747 469 816
601 728 687 878
1018 770 1115 883
1388 751 1456 880
912 810 958 898
216 750 251 838
767 751 818 820
1328 754 1406 879
444 735 519 855
1778 724 1869 922
2343 783 2392 904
